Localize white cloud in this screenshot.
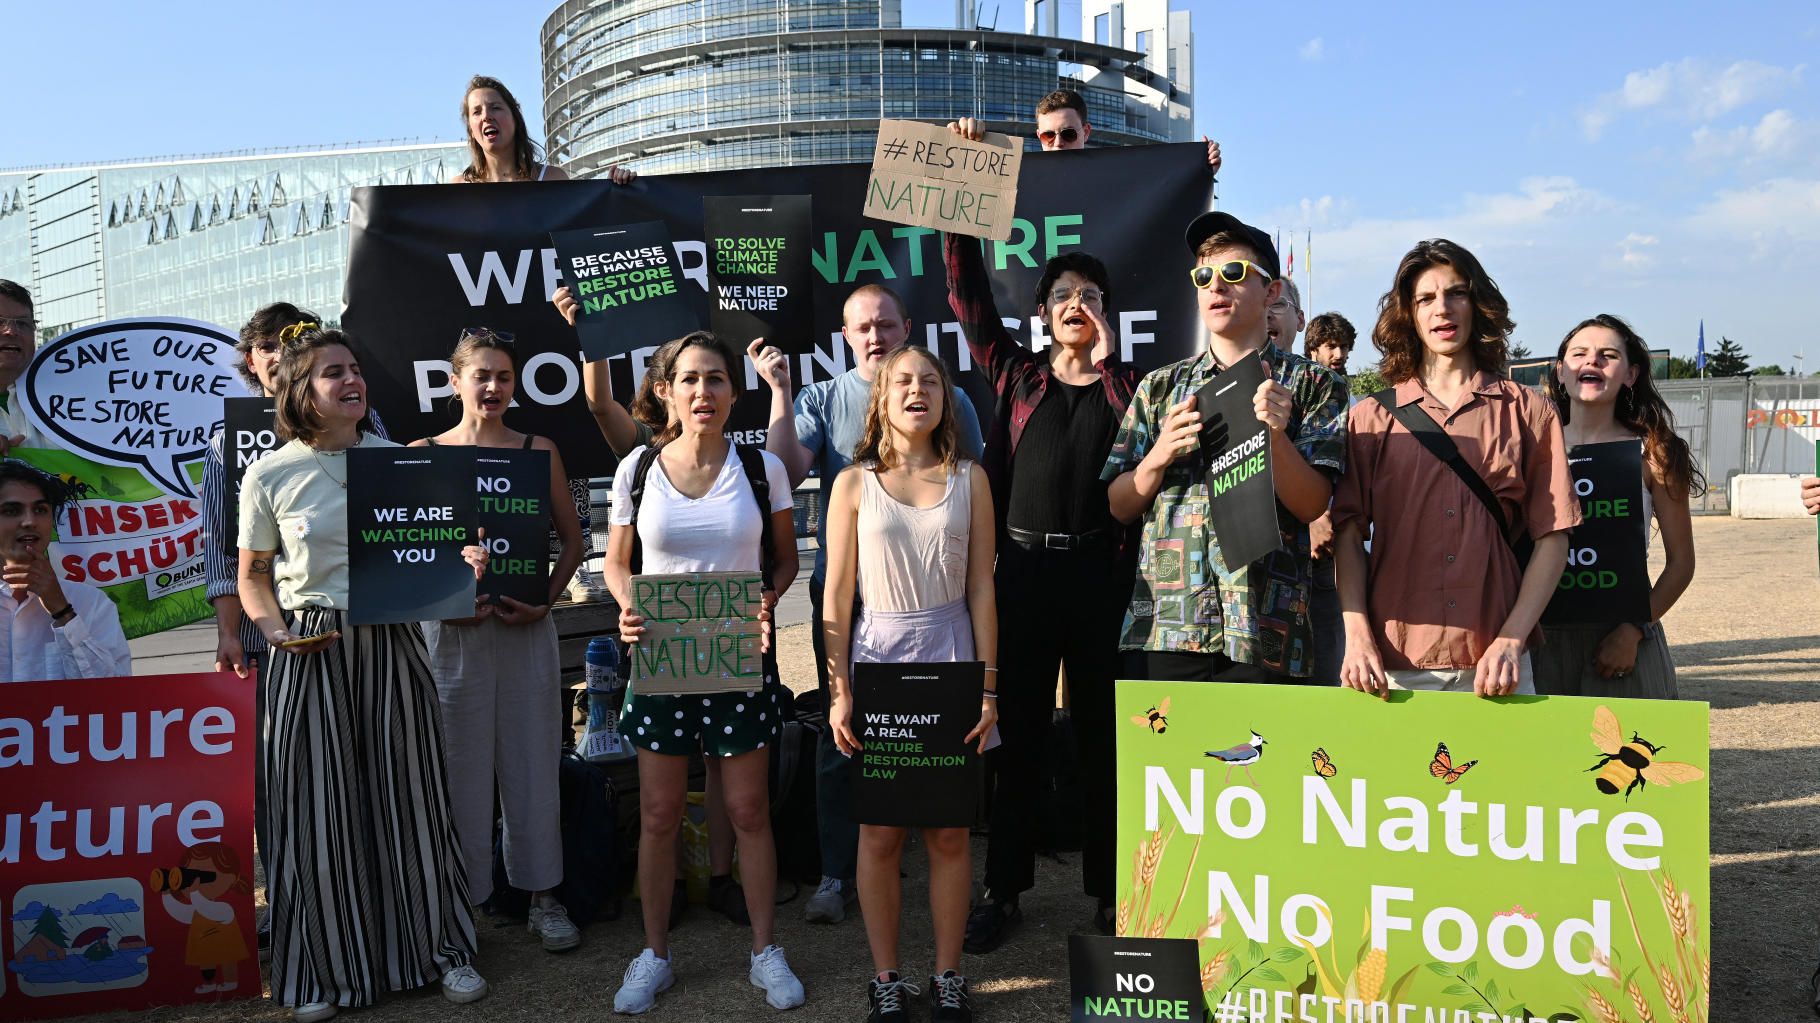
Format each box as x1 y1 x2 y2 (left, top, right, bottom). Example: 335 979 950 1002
1689 109 1810 164
1619 232 1659 268
1685 177 1820 242
1299 37 1324 62
1580 58 1804 140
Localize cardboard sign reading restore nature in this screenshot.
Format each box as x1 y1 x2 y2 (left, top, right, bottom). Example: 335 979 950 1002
220 398 281 551
630 572 764 695
346 446 478 625
1196 356 1281 572
1068 936 1205 1023
864 118 1023 241
850 661 985 828
1543 440 1651 626
0 672 256 1021
550 221 699 362
1115 681 1710 1023
702 195 814 346
475 448 551 607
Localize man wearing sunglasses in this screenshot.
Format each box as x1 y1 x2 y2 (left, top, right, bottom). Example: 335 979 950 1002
1103 212 1347 684
0 280 47 458
948 89 1222 169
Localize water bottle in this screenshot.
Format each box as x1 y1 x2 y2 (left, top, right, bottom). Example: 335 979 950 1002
581 636 632 762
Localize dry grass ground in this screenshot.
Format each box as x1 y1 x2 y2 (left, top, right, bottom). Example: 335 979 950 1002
55 516 1820 1022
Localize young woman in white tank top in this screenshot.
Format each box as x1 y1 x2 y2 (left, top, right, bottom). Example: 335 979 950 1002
823 346 998 1023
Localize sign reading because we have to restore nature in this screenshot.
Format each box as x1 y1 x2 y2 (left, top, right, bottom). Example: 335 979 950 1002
549 221 699 362
863 118 1023 242
346 446 478 625
850 661 986 828
630 572 764 696
1116 681 1709 1023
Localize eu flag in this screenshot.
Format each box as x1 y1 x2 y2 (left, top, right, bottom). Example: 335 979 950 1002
1697 320 1706 371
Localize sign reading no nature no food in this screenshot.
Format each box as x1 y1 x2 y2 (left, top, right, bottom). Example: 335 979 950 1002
864 118 1024 241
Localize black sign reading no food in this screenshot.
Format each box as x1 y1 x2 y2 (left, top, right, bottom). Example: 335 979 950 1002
703 195 813 347
1068 935 1206 1023
222 397 280 550
850 661 984 828
1543 439 1651 625
1196 356 1281 573
550 221 701 362
476 447 551 607
347 445 478 625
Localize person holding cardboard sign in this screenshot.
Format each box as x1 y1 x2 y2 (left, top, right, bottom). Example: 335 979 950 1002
410 328 586 953
237 327 492 1021
603 332 806 1014
822 344 998 1023
1534 315 1702 699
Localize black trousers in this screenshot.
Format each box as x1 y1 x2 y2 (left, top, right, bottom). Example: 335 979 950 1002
983 538 1133 903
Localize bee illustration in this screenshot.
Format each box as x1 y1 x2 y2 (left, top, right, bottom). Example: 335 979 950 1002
54 472 94 503
1129 697 1170 734
1309 747 1337 778
1588 705 1704 800
1429 741 1478 784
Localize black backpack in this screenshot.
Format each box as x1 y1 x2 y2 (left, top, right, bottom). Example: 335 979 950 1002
627 442 776 589
486 751 624 926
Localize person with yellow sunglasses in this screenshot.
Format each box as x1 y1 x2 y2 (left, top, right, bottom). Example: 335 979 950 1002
1101 212 1348 684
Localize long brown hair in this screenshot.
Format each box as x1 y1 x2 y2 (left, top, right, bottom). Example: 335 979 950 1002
631 331 745 446
1372 239 1514 383
852 347 962 472
1546 314 1705 500
272 327 374 444
458 76 540 182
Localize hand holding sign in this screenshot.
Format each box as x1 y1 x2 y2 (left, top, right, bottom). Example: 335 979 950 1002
1253 377 1293 433
747 337 791 393
1142 397 1201 473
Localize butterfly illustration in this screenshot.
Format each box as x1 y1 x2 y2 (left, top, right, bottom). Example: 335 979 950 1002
1309 747 1337 778
1429 741 1478 784
1129 697 1171 734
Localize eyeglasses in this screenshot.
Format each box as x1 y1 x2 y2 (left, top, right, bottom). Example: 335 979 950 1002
275 321 321 342
1188 261 1275 289
460 327 517 346
251 340 282 355
0 316 34 335
1047 286 1104 307
1037 127 1081 146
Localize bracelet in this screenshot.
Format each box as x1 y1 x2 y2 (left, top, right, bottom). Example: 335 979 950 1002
46 602 74 621
983 667 998 673
981 691 999 699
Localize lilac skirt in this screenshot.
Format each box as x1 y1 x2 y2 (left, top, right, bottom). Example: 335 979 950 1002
851 597 974 664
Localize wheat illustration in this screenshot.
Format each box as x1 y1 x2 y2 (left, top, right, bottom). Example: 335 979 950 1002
1199 949 1230 991
1656 965 1687 1023
1197 909 1227 939
1584 986 1623 1023
1116 896 1133 937
1628 979 1657 1023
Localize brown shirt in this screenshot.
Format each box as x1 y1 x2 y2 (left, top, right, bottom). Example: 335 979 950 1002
1331 373 1580 670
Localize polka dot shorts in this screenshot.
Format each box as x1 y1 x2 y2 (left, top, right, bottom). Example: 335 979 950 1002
621 683 783 757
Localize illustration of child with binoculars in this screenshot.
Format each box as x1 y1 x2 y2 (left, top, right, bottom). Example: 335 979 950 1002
153 842 253 994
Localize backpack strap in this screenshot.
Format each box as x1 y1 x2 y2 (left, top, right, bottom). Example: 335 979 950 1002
1369 389 1529 561
626 445 664 577
733 443 778 593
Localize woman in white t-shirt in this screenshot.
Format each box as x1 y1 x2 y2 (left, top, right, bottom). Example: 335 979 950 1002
603 332 805 1014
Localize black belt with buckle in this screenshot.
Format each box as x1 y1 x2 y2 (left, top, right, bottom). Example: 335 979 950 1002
1006 525 1109 551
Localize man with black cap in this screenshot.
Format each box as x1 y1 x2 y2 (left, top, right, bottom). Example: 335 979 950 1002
1102 212 1347 683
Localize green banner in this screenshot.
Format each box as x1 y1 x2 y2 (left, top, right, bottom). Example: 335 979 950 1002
1116 682 1710 1023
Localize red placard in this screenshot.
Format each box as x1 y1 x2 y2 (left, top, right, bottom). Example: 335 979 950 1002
1 672 257 1019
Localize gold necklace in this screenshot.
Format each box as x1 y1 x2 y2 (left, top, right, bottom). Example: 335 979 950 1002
311 435 358 488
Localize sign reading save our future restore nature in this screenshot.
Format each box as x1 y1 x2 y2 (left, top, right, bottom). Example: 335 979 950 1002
1116 681 1709 1023
630 572 764 695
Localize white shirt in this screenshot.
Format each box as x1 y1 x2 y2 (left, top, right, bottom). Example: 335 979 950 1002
0 578 133 683
609 445 793 574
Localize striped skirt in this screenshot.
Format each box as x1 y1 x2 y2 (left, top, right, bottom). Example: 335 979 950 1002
264 608 478 1008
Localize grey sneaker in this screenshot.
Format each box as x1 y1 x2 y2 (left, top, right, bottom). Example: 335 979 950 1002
614 948 676 1014
803 875 855 923
528 901 582 952
293 1002 337 1023
568 565 611 603
749 944 806 1009
441 964 489 1004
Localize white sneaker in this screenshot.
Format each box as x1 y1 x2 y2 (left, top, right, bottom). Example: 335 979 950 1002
568 565 611 603
803 876 854 923
441 964 489 1004
749 944 806 1010
293 1002 337 1023
528 901 582 952
614 948 675 1014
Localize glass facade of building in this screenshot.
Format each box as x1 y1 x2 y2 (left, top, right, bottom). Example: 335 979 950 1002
0 142 467 339
540 0 1188 178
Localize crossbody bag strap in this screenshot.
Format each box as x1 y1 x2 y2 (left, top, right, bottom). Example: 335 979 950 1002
1369 389 1518 549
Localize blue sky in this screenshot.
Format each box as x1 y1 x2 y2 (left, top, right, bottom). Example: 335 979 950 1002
12 2 1819 370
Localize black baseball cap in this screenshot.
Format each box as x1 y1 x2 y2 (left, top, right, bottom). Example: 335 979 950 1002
1184 211 1280 281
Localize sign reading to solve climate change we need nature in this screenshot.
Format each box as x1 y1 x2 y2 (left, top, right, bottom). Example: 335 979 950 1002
850 661 985 828
1116 682 1710 1023
474 448 550 607
863 118 1024 242
630 572 764 695
550 221 699 362
346 446 478 625
1544 440 1651 626
1196 356 1281 572
703 195 813 347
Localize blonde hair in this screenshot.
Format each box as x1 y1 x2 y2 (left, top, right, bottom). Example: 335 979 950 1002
852 347 962 472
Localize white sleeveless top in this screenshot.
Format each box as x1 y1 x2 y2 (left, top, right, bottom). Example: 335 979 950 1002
855 461 973 613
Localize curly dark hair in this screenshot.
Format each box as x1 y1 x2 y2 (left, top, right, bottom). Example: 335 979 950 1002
1304 312 1357 355
0 459 70 513
1034 250 1112 311
1546 314 1706 500
236 302 322 393
1371 239 1513 383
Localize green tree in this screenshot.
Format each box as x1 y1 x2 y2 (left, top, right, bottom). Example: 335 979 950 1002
1667 356 1700 379
1707 336 1750 377
1509 342 1534 360
32 906 69 949
1349 368 1387 396
1752 363 1786 378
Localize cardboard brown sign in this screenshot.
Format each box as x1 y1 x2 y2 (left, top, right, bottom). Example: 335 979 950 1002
863 118 1024 241
629 571 765 695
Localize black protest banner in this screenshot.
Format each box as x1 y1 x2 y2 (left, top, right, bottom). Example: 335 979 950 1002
850 661 984 828
346 446 478 625
550 221 700 361
221 397 280 549
1067 935 1206 1023
1197 356 1281 572
475 447 551 607
630 571 764 695
342 144 1214 479
704 195 813 346
1543 439 1651 625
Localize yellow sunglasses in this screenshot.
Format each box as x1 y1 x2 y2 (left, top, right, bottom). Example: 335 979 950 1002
1188 261 1275 288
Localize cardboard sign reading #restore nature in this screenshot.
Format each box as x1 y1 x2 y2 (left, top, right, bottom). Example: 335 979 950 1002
850 661 986 828
863 118 1024 241
346 446 478 625
631 572 765 695
550 221 699 362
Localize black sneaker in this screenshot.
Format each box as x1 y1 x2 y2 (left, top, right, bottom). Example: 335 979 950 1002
708 876 751 926
867 971 920 1023
963 899 1020 954
930 970 972 1023
1090 898 1114 935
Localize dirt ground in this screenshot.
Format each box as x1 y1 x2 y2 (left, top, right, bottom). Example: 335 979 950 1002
56 516 1820 1022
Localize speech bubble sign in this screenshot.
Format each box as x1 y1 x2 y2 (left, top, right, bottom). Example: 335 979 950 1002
23 318 239 499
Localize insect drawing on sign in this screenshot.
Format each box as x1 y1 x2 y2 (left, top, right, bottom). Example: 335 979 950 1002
56 471 95 503
1129 697 1171 734
1588 704 1705 800
1429 741 1478 784
1205 730 1266 784
1309 746 1337 778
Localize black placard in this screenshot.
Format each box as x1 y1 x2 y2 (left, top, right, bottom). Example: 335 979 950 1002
1543 439 1651 625
347 446 478 625
703 194 813 346
221 397 280 550
850 661 984 828
1068 935 1207 1023
550 221 701 361
1196 356 1281 572
476 447 552 607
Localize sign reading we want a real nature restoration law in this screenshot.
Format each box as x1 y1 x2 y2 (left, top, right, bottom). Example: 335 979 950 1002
1116 682 1709 1023
631 572 764 695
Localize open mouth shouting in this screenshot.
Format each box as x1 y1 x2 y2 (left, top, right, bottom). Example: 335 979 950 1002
480 122 502 145
1428 321 1460 344
13 529 41 557
690 400 717 423
478 391 506 413
902 398 931 421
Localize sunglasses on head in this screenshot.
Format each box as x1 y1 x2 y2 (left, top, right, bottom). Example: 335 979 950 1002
460 327 517 345
274 321 321 343
1188 261 1275 289
1037 127 1081 146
